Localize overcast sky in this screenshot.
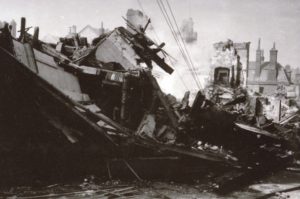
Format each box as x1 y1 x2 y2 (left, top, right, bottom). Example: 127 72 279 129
1 0 299 95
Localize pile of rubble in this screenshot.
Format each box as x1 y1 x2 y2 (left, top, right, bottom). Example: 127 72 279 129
0 15 299 193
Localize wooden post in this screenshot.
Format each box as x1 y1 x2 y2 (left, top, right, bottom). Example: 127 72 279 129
236 55 241 87
73 34 79 48
32 27 39 48
19 17 26 42
230 65 235 88
274 100 282 123
120 73 129 125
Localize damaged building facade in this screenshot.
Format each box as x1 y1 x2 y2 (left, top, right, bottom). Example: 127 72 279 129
211 40 250 88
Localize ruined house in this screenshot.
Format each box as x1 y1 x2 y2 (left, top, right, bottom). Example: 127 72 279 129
247 39 291 95
211 40 250 87
78 22 108 43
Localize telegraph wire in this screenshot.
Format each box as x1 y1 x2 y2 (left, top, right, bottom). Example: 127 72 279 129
158 0 201 89
136 0 161 44
157 0 195 89
164 0 202 88
157 0 201 89
136 0 189 90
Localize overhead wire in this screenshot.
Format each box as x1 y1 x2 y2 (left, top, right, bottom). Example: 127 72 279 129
136 0 189 90
157 0 201 89
156 0 194 90
164 0 202 88
136 0 161 44
158 0 201 89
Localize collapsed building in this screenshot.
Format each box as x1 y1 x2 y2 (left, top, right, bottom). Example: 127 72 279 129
0 14 299 194
207 39 300 151
211 40 250 88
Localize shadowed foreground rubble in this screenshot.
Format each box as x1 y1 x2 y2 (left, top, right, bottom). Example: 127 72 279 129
1 170 300 198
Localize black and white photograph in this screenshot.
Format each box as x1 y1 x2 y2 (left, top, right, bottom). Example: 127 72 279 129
0 0 300 198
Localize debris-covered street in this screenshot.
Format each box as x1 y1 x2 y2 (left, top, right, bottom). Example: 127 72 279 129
2 170 300 198
1 0 300 198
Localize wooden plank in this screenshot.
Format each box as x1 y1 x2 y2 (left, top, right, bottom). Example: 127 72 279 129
235 122 280 139
279 113 298 125
24 43 38 73
74 102 133 135
134 137 237 164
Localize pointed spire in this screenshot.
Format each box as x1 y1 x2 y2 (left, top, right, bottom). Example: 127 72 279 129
272 42 276 50
255 38 262 77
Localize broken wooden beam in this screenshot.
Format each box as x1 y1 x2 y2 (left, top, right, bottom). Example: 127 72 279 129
235 122 281 140
24 43 39 73
74 102 133 136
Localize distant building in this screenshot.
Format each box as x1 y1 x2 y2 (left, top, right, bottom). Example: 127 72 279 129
247 39 291 95
291 67 300 84
65 23 108 44
78 22 108 43
65 25 78 38
180 18 197 43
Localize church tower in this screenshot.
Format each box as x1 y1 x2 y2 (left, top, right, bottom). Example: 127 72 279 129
270 42 278 65
268 42 278 81
255 38 262 77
